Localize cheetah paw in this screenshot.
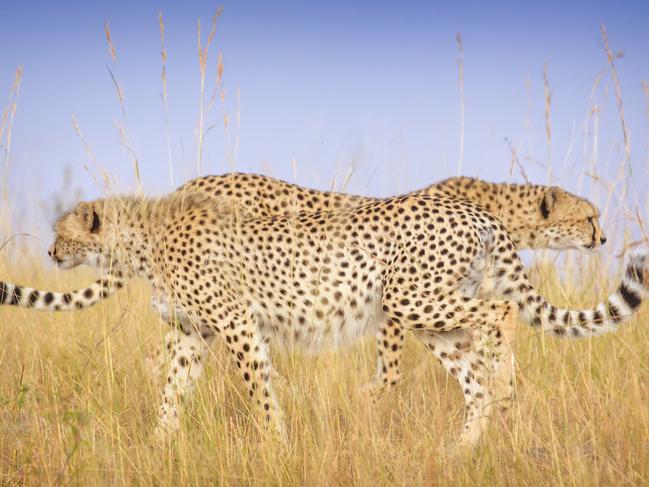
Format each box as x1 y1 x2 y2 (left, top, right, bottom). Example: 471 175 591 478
151 422 179 446
359 381 386 399
359 374 402 399
144 355 166 382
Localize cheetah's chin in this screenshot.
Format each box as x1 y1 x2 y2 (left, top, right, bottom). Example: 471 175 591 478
55 259 82 270
582 244 601 253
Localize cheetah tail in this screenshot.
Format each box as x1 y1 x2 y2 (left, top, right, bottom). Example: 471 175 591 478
0 277 124 311
494 252 649 338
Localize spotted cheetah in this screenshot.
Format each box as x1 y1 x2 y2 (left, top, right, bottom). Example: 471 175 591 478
149 173 607 391
177 173 607 251
4 173 607 396
1 188 645 452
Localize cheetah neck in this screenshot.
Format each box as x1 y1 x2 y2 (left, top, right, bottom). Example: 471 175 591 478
100 197 169 280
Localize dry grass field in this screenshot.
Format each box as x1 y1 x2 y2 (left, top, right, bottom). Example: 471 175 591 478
1 252 648 485
1 14 648 487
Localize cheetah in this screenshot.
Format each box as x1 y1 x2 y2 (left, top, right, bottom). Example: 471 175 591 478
5 173 607 396
1 188 646 452
177 173 607 251
148 173 607 391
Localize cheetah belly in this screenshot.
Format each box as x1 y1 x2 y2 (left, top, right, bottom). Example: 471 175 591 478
248 271 385 354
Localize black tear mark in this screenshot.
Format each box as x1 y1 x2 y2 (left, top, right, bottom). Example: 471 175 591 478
540 196 550 219
90 211 101 233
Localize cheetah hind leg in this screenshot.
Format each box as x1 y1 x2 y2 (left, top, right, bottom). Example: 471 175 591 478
145 330 177 382
146 294 190 382
453 301 516 454
154 327 214 440
415 319 516 457
400 298 518 455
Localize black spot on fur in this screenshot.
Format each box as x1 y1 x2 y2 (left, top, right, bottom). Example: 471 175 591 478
44 292 55 305
626 262 645 285
10 286 22 305
607 302 622 323
592 310 604 325
577 312 588 327
540 196 550 218
90 211 101 233
27 290 39 307
619 283 642 310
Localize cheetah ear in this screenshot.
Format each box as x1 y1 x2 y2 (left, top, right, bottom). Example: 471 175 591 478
540 187 560 219
76 202 101 234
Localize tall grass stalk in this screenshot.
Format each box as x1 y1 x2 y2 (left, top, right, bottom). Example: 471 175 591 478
158 11 175 188
1 66 22 202
196 7 223 175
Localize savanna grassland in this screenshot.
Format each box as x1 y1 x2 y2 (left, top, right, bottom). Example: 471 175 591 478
0 250 648 486
1 13 649 487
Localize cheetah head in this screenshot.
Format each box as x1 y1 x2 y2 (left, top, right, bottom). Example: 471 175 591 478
48 201 115 270
533 186 606 251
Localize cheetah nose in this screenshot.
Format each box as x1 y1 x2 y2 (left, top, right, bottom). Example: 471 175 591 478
600 236 607 245
47 246 54 258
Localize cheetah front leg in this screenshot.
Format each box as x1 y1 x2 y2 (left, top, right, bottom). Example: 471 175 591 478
146 296 287 392
204 303 287 442
361 319 405 398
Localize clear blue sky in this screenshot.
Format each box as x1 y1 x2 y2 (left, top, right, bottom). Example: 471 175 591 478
1 0 648 239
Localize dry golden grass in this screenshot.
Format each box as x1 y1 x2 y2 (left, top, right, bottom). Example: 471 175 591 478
1 12 648 486
1 255 648 486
